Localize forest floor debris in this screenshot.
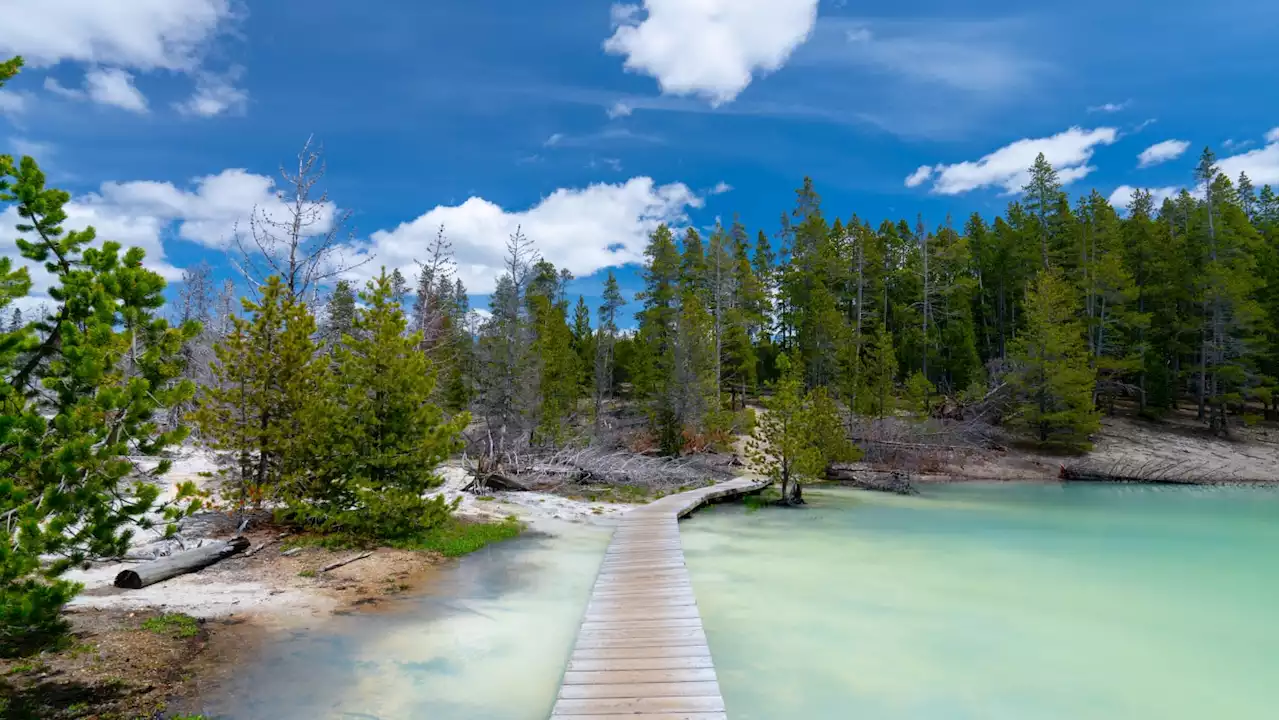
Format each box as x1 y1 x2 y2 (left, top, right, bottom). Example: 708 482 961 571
847 411 1278 485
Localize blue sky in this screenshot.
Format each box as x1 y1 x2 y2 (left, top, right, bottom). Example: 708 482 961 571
1 0 1276 325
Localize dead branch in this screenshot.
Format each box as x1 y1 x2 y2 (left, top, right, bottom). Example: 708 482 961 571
320 551 372 573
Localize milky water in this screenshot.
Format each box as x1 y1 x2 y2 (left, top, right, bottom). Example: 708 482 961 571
681 483 1278 720
199 522 610 719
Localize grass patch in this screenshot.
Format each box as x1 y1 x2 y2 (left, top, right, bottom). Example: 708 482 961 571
476 495 495 501
744 487 781 512
282 517 523 558
141 614 200 639
393 518 522 557
297 569 316 578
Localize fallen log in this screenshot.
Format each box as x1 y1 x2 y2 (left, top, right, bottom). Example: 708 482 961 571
320 551 372 573
826 467 918 495
114 536 250 589
463 472 530 492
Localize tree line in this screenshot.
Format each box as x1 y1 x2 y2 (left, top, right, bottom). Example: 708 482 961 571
446 152 1276 455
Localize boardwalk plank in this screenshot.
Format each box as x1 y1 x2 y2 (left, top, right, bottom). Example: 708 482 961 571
549 476 767 720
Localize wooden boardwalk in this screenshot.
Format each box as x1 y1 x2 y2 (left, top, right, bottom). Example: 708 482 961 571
550 476 768 719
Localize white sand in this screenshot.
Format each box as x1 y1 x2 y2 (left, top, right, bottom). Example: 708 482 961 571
65 448 635 620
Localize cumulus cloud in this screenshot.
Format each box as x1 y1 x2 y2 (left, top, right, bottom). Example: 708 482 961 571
709 181 732 195
607 101 633 119
0 0 244 112
1137 139 1189 168
603 0 820 105
0 167 331 302
80 67 149 112
903 165 933 188
1107 185 1183 211
915 126 1118 195
344 177 702 294
0 0 232 70
174 67 248 117
1217 127 1280 185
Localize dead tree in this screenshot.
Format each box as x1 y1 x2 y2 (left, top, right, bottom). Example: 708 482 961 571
232 135 371 300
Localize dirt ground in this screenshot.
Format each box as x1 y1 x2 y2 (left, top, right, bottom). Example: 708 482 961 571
11 450 637 720
4 535 449 719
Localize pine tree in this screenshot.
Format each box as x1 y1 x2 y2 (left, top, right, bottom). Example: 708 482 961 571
196 276 324 503
1078 190 1145 411
322 280 356 346
1022 153 1065 270
475 228 537 452
528 261 578 446
1 124 202 654
571 295 595 398
593 271 625 427
389 268 409 305
1009 269 1099 449
297 269 468 539
1192 151 1264 432
860 324 898 417
748 354 820 505
635 224 682 454
748 354 857 506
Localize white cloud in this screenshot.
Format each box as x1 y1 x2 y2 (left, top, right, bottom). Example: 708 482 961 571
607 101 633 118
709 181 732 195
0 89 28 115
85 67 148 112
45 68 149 111
829 19 1037 93
0 0 233 71
43 76 80 99
0 167 337 303
1217 128 1280 186
1137 139 1189 168
9 138 55 159
345 177 702 294
1088 101 1130 113
603 0 820 106
903 165 933 188
919 126 1118 195
174 68 247 117
1107 185 1183 211
2 1 244 114
544 133 564 147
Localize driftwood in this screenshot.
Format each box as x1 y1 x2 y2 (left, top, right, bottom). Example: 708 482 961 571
1059 459 1250 485
280 547 302 557
826 466 918 495
464 472 529 492
320 551 372 573
114 536 250 589
245 531 292 557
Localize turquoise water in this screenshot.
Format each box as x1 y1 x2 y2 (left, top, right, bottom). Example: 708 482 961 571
681 483 1279 720
198 522 610 719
